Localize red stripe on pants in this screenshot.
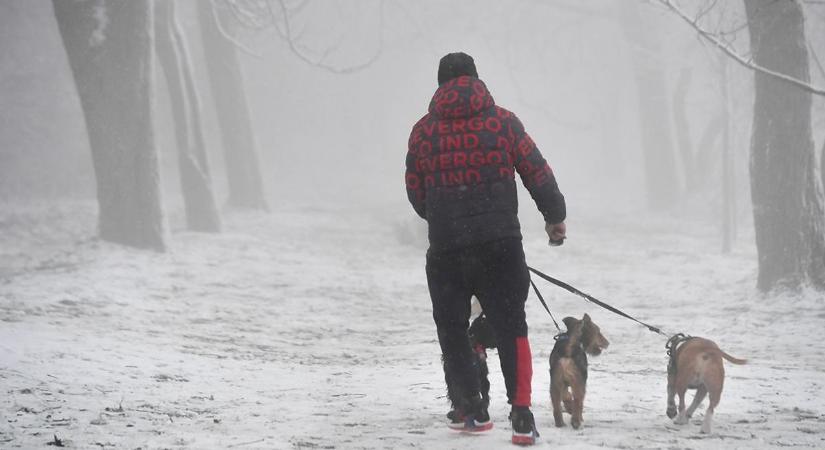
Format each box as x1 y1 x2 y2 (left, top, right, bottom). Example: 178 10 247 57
514 336 532 407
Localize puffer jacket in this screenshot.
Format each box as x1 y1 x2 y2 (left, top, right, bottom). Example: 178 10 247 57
405 76 565 251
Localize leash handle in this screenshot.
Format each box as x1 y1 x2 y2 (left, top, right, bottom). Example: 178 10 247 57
527 266 668 337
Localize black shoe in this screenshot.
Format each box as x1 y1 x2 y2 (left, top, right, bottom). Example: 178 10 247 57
447 405 492 432
510 406 538 445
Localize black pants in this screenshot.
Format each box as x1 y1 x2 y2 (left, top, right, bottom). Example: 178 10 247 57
426 238 533 408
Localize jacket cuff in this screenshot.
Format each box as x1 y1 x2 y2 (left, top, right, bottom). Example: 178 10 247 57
541 199 566 224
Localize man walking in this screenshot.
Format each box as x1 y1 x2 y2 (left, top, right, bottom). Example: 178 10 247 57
405 52 566 445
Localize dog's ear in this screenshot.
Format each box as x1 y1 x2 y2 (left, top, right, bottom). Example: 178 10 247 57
582 313 592 324
562 316 580 332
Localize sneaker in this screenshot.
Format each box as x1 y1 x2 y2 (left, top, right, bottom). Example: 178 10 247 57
447 408 493 433
447 409 463 425
510 406 538 446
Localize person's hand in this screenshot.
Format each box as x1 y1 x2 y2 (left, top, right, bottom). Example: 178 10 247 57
545 222 566 246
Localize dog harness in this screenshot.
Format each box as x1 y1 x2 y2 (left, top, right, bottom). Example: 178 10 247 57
666 333 694 376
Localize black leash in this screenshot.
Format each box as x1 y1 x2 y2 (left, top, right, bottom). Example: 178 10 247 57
527 265 668 337
529 278 561 333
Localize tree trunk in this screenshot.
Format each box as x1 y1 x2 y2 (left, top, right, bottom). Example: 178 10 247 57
619 2 680 210
745 0 825 291
693 116 723 190
673 68 694 192
821 139 825 209
53 0 166 251
195 1 268 210
155 0 221 232
719 53 735 254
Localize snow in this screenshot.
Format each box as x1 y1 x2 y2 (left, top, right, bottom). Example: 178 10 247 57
1 200 824 449
89 2 109 48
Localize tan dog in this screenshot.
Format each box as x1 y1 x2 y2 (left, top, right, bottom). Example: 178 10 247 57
549 314 609 429
666 336 747 433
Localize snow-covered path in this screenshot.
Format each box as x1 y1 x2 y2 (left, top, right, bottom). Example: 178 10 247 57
1 202 824 449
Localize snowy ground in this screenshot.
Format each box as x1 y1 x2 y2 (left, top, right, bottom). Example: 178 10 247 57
1 200 824 449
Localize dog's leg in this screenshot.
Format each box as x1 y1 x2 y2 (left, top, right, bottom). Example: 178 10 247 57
666 377 677 419
701 407 714 434
562 389 574 413
686 386 707 418
701 371 723 434
570 380 586 430
550 376 566 427
674 387 689 425
701 388 720 434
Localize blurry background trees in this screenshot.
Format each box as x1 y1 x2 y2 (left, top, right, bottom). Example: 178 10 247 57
658 0 825 290
195 0 268 210
1 0 824 291
619 1 681 211
156 0 222 233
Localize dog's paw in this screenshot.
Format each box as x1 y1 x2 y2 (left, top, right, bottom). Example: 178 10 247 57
571 419 582 430
674 414 689 425
554 419 566 428
666 406 677 419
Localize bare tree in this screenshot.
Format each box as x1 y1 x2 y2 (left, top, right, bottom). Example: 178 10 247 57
745 0 825 291
268 0 385 74
718 52 735 254
156 0 222 232
618 1 681 210
656 0 825 288
672 68 694 190
811 39 825 199
196 1 268 210
52 0 165 251
821 139 825 209
657 0 825 96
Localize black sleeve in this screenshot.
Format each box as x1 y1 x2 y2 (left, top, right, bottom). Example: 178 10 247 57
405 125 426 219
507 114 566 224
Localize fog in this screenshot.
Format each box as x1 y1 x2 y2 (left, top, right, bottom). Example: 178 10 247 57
4 0 793 215
2 1 825 448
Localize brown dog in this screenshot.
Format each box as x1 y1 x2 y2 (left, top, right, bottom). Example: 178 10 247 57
666 336 747 433
549 314 609 429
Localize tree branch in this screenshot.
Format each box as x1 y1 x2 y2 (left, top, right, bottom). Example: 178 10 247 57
694 0 720 23
657 0 825 97
209 0 264 57
225 0 272 30
269 0 384 75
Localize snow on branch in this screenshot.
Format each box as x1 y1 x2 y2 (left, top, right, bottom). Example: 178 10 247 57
657 0 825 97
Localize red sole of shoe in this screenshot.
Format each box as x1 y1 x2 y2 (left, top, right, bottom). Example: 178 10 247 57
511 434 535 446
464 422 493 433
449 422 494 433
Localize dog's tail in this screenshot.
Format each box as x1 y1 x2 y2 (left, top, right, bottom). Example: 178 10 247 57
719 350 747 365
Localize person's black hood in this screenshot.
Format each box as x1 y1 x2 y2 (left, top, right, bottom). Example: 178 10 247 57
428 76 495 119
